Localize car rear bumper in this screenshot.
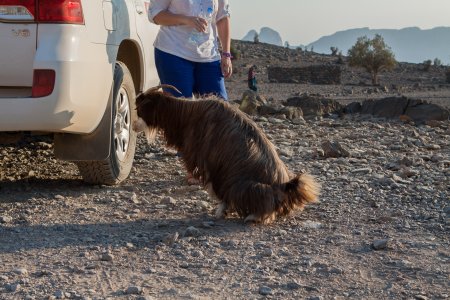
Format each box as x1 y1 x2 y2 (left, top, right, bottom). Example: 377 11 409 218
0 25 114 134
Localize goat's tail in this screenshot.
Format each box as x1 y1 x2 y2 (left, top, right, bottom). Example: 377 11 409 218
228 173 320 224
280 173 320 214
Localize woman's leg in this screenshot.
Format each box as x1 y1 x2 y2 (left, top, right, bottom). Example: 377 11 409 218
193 60 228 100
154 48 195 98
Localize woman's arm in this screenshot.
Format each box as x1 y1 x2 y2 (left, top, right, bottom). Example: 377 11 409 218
217 16 232 78
217 16 230 53
153 11 207 32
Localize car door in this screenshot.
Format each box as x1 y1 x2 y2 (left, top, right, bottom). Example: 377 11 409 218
133 0 159 90
0 3 37 88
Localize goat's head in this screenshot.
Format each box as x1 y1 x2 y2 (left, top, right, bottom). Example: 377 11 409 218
132 84 182 143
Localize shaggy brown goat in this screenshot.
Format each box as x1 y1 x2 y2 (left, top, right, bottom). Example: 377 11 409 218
132 85 320 224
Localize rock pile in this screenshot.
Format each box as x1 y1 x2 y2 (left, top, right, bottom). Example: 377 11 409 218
238 91 449 124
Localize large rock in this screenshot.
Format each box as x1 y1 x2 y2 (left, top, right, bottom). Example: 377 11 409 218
242 29 258 42
344 102 362 114
404 100 450 122
285 94 344 116
361 97 409 118
360 97 449 122
259 27 283 46
242 27 283 46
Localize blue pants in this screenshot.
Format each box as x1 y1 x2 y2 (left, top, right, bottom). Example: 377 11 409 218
154 48 228 100
248 78 258 92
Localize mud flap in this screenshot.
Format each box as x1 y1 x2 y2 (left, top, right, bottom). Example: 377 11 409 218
54 64 124 161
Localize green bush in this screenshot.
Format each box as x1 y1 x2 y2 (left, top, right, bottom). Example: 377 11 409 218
347 34 396 85
230 42 241 60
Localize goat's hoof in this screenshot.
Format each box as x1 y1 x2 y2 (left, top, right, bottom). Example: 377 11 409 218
215 203 227 219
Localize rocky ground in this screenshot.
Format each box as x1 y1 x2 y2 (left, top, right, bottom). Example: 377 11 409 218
0 41 449 300
228 40 450 109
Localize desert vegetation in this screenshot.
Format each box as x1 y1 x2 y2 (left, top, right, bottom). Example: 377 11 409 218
347 34 396 85
330 46 339 56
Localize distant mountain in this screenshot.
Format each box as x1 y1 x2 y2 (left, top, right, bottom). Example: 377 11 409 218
242 27 283 47
307 27 450 64
242 30 258 42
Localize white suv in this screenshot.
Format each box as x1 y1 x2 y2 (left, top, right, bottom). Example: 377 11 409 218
0 0 159 184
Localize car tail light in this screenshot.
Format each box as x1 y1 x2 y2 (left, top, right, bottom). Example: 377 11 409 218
0 0 84 24
32 69 55 98
38 0 84 24
0 0 36 21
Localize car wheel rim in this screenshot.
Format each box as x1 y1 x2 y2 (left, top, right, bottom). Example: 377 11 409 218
114 87 130 162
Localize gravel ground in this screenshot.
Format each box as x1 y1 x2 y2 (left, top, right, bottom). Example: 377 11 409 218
1 42 449 299
1 112 449 299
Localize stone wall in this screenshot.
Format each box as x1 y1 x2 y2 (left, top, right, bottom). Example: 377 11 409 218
268 65 341 84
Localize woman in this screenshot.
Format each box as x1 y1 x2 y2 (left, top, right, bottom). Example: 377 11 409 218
149 0 232 184
148 0 232 100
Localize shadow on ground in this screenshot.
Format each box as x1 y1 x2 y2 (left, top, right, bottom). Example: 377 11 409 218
0 178 94 203
0 214 250 254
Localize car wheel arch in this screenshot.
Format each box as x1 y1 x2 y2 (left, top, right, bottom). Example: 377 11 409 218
116 39 143 94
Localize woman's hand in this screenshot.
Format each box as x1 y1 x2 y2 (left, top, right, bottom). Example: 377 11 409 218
221 57 233 78
154 12 208 32
185 16 208 32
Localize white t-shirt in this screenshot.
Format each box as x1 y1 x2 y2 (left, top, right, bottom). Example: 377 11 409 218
148 0 230 62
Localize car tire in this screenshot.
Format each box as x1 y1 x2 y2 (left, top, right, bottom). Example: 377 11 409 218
75 61 137 185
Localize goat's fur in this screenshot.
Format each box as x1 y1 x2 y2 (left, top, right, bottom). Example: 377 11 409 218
132 88 320 224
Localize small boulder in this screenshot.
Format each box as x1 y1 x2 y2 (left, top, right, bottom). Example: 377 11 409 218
239 90 267 115
321 140 350 158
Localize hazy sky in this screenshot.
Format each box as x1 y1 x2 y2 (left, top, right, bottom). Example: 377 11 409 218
229 0 450 45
